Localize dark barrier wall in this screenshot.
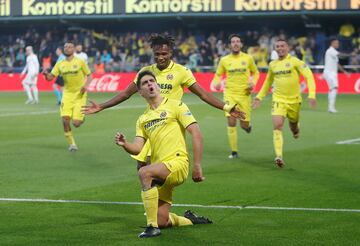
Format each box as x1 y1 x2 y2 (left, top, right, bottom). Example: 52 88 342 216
1 0 359 18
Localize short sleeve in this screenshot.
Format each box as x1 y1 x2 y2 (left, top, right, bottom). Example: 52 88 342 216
51 61 60 77
176 102 197 128
135 118 147 140
81 60 91 76
181 67 197 88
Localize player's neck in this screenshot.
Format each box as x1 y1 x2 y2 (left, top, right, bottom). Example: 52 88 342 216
156 60 171 71
148 96 164 110
232 51 241 55
66 55 74 61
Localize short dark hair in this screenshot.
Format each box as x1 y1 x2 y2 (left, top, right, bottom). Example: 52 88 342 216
276 38 288 43
228 34 242 43
136 70 157 88
149 34 175 50
329 37 339 44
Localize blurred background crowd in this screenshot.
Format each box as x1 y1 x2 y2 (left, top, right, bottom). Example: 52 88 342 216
1 22 359 73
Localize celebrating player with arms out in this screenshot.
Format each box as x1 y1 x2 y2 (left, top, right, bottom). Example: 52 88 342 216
116 71 212 238
212 34 259 159
83 34 245 168
253 39 316 167
44 41 92 151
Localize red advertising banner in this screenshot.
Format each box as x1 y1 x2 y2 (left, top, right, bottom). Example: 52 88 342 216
1 72 360 94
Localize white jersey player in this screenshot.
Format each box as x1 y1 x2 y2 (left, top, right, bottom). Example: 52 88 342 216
323 38 349 113
75 44 88 64
21 46 40 104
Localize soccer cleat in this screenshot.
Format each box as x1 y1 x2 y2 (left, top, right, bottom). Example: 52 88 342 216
274 157 285 168
328 108 338 113
292 128 300 139
25 99 34 104
138 225 161 238
228 152 238 159
68 144 78 152
244 125 252 134
184 210 213 225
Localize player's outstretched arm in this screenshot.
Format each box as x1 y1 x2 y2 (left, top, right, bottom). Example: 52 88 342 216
115 132 145 155
186 123 205 183
83 82 138 114
188 83 245 119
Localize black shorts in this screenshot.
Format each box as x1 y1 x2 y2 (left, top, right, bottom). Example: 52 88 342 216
55 76 64 86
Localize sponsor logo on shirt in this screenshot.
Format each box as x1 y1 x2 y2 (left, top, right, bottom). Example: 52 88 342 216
160 111 167 118
167 74 174 80
274 70 292 75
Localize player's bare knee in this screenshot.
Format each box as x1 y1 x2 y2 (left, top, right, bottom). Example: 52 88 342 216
73 121 83 128
138 166 151 181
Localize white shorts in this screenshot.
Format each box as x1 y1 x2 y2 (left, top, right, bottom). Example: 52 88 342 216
323 72 338 89
22 74 38 86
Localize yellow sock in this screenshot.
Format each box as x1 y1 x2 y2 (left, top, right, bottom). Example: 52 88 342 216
273 130 283 157
141 187 159 228
227 126 238 152
64 131 76 145
169 213 193 227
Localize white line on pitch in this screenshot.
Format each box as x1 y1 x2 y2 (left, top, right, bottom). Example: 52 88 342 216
0 102 201 117
1 198 359 213
336 138 360 145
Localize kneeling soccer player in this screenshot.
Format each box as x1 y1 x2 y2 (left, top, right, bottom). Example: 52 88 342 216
115 70 212 238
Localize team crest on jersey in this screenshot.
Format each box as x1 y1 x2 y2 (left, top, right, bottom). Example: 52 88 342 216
241 61 246 66
166 74 174 80
285 63 291 67
160 111 167 118
73 65 78 69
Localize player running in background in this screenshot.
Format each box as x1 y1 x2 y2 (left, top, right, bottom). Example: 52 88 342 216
75 44 89 64
21 46 40 104
43 41 92 151
323 38 350 113
83 34 244 168
115 71 212 238
253 39 316 167
212 34 259 159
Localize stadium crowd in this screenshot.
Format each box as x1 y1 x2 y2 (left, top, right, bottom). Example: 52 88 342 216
0 23 359 73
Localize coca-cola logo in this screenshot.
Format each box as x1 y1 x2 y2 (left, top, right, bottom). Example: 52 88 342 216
355 78 360 93
88 74 120 92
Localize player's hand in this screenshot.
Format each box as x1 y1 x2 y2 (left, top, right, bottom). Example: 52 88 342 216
80 86 88 94
115 132 126 146
246 82 254 95
308 98 317 109
192 164 205 183
345 72 351 78
82 100 102 114
252 98 261 109
213 82 221 91
229 105 246 120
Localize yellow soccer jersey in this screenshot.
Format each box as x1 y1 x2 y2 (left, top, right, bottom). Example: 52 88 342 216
133 61 196 100
213 52 259 96
136 98 196 164
256 54 316 103
51 57 91 93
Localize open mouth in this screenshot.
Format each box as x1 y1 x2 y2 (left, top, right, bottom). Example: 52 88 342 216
149 87 154 92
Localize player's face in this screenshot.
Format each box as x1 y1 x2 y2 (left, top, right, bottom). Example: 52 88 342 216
76 45 82 53
63 43 75 57
153 45 172 70
275 41 289 58
25 47 31 56
230 37 242 54
332 40 339 49
139 75 160 99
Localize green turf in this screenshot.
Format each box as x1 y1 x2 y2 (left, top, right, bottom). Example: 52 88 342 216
1 92 360 245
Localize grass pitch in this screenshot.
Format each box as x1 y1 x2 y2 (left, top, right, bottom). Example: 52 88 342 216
0 92 359 245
